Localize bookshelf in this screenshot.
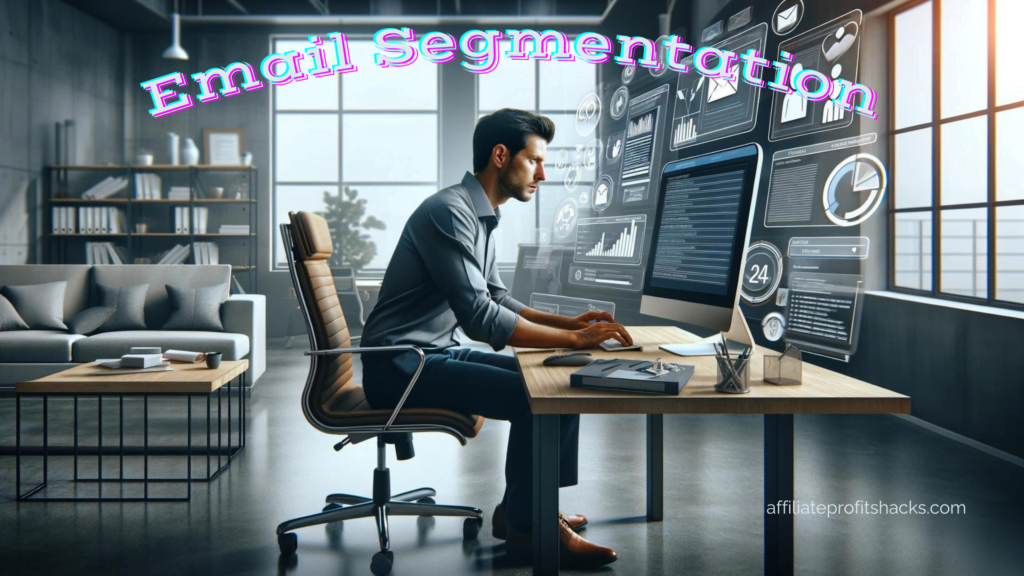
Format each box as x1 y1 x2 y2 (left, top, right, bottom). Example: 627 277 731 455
45 165 258 293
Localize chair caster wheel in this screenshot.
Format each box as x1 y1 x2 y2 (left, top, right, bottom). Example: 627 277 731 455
417 497 435 505
370 551 394 576
463 517 483 540
278 532 297 556
323 503 343 512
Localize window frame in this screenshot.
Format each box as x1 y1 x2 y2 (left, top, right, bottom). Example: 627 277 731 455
887 0 1024 310
269 34 442 275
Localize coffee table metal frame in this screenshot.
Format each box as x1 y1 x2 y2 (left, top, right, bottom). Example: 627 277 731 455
15 372 247 502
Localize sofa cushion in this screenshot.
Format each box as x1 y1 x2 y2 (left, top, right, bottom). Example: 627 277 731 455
1 281 68 330
95 283 148 332
67 306 115 335
92 265 230 328
0 330 85 362
73 331 249 362
0 294 28 331
0 265 92 320
163 283 228 331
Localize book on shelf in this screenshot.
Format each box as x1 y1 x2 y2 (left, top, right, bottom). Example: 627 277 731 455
84 242 126 265
134 173 162 199
189 242 220 265
53 206 79 234
82 176 129 199
174 206 209 233
218 224 250 234
64 206 123 234
168 186 191 200
156 244 190 265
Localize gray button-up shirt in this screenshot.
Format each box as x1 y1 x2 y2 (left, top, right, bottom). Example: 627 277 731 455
361 172 526 352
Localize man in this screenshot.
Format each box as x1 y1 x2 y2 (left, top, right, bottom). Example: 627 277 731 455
360 108 632 567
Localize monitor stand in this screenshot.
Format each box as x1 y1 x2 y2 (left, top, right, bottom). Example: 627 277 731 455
659 306 754 357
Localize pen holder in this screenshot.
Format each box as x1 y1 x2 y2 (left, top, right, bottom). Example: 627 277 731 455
764 344 802 386
715 357 750 394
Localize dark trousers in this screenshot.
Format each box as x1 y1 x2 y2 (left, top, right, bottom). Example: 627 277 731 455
362 347 580 529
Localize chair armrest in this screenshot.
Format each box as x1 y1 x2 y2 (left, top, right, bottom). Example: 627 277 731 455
306 344 425 433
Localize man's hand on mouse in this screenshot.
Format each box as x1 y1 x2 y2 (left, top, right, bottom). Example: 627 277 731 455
571 321 633 349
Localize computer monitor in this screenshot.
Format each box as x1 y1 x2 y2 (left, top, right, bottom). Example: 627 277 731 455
640 143 763 355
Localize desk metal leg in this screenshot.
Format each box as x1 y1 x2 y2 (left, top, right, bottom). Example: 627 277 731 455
764 414 794 576
647 414 664 521
532 414 560 576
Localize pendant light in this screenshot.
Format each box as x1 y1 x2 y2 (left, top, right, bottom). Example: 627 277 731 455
162 0 189 60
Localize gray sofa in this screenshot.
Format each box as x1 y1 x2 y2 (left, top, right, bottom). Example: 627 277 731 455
0 265 265 388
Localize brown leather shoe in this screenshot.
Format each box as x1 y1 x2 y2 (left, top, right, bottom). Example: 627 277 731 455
505 515 617 568
492 505 588 540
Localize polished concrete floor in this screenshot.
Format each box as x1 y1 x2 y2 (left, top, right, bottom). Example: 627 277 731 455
2 344 1023 576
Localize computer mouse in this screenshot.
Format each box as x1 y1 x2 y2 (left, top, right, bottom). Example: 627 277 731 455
543 352 594 367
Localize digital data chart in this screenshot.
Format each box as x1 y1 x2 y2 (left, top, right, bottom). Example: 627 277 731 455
619 84 670 205
764 134 885 228
574 215 648 266
670 23 767 151
769 10 863 141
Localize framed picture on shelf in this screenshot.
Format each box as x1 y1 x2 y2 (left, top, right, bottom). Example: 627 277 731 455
203 128 244 165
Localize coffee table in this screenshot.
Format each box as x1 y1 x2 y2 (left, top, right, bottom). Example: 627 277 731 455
15 359 248 502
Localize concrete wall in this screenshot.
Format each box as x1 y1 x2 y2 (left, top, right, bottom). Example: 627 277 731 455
0 0 124 265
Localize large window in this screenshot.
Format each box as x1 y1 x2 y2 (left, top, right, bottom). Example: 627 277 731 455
477 44 598 265
271 37 440 272
890 0 1024 307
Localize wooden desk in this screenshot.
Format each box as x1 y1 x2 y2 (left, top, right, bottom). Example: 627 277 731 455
514 327 910 576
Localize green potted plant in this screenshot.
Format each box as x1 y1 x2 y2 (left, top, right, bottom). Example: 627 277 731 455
317 186 386 274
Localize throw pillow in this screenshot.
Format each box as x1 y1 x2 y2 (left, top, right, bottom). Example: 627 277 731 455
162 283 229 331
67 306 115 335
95 283 149 332
1 281 68 331
0 293 28 331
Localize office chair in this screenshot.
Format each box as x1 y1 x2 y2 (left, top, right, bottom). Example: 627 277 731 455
284 267 364 349
277 211 485 576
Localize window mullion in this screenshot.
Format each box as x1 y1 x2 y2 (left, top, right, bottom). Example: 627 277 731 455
932 0 943 296
987 0 997 301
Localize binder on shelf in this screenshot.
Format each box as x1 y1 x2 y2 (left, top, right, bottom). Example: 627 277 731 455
81 177 114 199
208 242 219 264
174 207 181 233
100 206 108 233
105 243 123 265
83 176 129 199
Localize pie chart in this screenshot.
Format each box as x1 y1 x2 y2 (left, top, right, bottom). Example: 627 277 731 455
822 153 887 227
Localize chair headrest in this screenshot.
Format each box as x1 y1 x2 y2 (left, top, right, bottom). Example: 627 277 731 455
289 211 333 261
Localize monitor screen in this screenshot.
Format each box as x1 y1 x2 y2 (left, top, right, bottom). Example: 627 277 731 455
641 144 762 310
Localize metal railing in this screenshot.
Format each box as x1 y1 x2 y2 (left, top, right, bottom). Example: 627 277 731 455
894 218 1024 298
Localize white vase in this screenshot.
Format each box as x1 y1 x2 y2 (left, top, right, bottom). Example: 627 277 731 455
182 138 199 166
167 132 179 165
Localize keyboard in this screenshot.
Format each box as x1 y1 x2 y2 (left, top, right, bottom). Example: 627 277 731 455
599 338 643 352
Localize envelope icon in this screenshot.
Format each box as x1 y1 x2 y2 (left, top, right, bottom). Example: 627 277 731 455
777 5 799 32
707 76 738 103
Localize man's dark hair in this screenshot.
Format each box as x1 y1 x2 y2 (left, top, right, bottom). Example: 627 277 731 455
473 108 555 173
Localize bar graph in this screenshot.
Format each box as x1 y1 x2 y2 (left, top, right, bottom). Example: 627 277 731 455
627 112 654 138
673 115 697 145
574 215 648 266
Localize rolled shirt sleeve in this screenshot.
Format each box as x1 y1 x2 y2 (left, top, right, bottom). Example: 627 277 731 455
417 205 520 350
487 254 527 314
